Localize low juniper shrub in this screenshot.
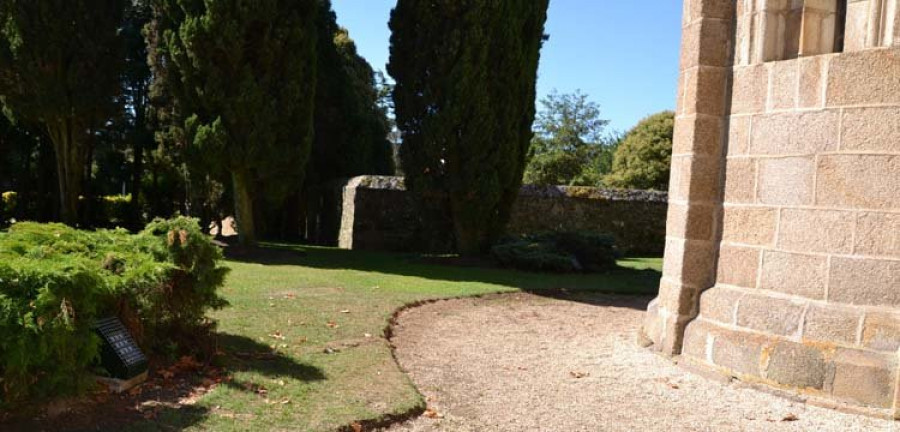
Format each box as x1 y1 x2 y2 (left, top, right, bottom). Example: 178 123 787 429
491 231 619 273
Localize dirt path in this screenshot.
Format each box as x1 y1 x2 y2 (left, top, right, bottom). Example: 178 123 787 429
384 293 895 432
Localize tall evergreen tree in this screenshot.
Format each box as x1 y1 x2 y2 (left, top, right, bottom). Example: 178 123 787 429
152 0 319 245
0 0 126 225
389 0 549 255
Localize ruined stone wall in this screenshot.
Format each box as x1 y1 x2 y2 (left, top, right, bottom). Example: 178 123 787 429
644 0 900 419
330 176 668 256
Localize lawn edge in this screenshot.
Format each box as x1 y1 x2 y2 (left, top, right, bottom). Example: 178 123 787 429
336 291 513 432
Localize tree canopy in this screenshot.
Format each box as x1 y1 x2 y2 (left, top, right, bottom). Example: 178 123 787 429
389 0 550 255
604 111 675 191
524 91 618 187
151 0 319 245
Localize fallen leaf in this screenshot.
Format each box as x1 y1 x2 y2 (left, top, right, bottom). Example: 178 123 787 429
350 422 363 432
326 321 339 328
423 408 443 419
270 332 286 340
782 413 799 422
364 333 373 338
570 371 589 379
340 309 351 314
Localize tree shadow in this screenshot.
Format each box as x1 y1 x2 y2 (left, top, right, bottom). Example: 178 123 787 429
226 244 662 310
0 333 324 432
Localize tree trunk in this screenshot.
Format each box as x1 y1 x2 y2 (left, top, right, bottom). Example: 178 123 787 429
232 170 257 246
47 119 85 226
452 215 488 257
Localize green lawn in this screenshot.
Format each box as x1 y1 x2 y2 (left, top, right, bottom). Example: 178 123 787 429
130 246 661 431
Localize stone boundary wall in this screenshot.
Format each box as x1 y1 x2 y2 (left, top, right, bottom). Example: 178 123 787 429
326 176 668 256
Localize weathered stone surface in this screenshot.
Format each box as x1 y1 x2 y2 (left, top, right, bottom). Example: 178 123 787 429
669 154 723 203
722 206 776 246
723 158 756 204
831 349 896 409
712 328 764 376
736 294 805 336
802 304 862 346
759 250 828 299
663 238 718 287
674 115 723 156
829 257 900 307
658 279 701 317
683 66 729 116
731 65 769 114
682 318 712 361
699 286 741 324
862 312 900 352
716 245 761 288
666 202 716 241
765 342 830 390
841 107 900 153
727 116 751 156
816 155 900 210
777 208 855 254
756 157 815 206
827 49 900 106
798 55 826 108
768 59 799 110
855 212 900 257
750 111 839 155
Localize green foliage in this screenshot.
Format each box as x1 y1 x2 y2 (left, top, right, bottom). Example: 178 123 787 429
1 192 16 226
152 0 319 245
389 0 550 255
0 218 228 406
492 232 619 273
524 91 619 187
604 111 675 191
0 0 127 224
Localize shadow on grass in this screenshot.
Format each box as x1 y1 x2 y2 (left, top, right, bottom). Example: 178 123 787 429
216 333 325 386
226 244 662 308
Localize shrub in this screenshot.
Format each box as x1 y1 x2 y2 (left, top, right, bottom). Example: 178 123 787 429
491 232 619 273
0 217 229 406
1 192 16 227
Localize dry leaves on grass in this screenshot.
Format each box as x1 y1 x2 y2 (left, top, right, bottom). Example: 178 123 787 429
423 408 444 419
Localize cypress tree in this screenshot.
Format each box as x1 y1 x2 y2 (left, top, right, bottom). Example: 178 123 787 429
0 0 126 225
152 0 318 246
388 0 549 255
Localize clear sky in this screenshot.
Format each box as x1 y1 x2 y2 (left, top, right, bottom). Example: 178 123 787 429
332 1 683 132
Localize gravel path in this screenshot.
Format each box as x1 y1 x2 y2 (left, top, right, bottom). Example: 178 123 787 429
384 293 896 432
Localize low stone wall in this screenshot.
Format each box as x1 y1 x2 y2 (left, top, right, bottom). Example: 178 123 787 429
326 176 667 256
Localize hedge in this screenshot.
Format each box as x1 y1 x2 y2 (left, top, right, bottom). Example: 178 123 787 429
0 217 229 406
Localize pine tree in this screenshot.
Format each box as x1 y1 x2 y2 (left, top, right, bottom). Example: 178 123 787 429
0 0 126 225
389 0 549 255
152 0 319 245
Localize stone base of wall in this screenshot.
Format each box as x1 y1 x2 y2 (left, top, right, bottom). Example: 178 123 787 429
679 286 900 418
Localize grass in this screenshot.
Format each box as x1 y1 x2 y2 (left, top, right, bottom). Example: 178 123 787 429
129 245 662 431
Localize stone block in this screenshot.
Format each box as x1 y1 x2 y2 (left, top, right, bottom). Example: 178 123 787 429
768 59 799 110
855 212 900 258
756 157 815 206
658 278 701 317
862 312 900 352
682 318 713 361
831 349 896 409
750 111 839 155
663 238 718 287
765 341 830 390
841 107 900 153
736 294 805 337
668 155 723 203
816 155 900 211
727 115 751 156
760 250 828 300
826 49 900 106
731 65 769 115
803 304 862 346
777 208 855 254
843 1 870 52
712 329 764 376
666 202 716 241
722 206 777 246
681 19 732 70
717 245 761 288
673 115 722 156
798 55 826 108
684 66 729 116
699 286 742 324
723 158 756 204
829 257 900 307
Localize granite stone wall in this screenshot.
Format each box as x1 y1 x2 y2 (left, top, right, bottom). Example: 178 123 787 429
326 176 668 256
644 0 900 419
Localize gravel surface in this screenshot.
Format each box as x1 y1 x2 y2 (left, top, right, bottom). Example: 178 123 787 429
384 293 896 432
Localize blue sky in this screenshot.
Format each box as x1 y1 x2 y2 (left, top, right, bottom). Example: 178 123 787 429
332 1 683 132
